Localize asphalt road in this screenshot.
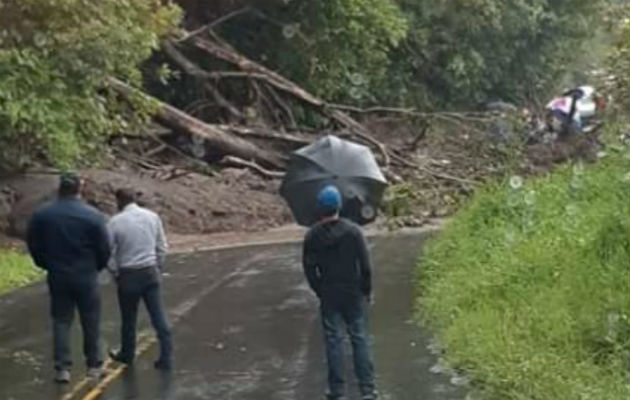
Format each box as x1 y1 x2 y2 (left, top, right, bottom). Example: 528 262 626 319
0 233 467 400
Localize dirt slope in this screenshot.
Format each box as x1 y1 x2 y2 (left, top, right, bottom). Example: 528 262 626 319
0 163 292 240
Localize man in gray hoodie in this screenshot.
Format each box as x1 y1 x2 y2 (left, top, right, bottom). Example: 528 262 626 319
302 185 376 400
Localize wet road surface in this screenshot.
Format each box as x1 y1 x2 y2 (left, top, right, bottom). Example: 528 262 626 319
0 233 466 400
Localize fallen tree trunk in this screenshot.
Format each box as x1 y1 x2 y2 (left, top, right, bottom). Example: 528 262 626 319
108 78 284 169
218 124 311 146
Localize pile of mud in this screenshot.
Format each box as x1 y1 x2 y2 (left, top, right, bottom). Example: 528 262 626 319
0 164 292 239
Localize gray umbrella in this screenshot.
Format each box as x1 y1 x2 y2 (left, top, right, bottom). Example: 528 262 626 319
280 135 387 226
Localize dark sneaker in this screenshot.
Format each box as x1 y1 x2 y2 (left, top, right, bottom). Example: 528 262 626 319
54 369 71 384
154 359 172 370
109 349 133 364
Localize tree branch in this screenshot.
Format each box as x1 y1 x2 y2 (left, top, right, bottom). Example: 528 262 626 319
218 124 311 145
220 155 285 179
188 36 390 166
265 84 297 128
175 7 253 43
205 82 244 120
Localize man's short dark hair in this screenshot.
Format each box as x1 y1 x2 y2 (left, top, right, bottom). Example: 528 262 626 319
319 207 338 218
115 188 136 207
58 172 81 196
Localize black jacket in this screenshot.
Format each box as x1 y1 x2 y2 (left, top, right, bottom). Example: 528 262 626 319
302 218 372 302
26 197 110 282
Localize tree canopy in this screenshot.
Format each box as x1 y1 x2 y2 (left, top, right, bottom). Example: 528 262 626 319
206 0 407 104
198 0 607 107
385 0 606 107
0 0 180 169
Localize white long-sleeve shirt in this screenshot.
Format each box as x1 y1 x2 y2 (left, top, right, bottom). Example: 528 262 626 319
107 203 168 274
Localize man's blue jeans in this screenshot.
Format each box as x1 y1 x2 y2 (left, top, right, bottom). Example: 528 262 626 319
320 296 375 399
116 267 172 364
47 276 102 371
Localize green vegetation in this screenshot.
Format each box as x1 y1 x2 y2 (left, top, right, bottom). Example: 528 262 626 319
238 0 408 103
389 0 606 107
0 0 180 170
204 0 606 107
0 249 41 294
417 147 630 399
0 0 616 169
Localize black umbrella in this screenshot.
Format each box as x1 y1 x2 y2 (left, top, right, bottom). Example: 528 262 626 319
280 135 387 226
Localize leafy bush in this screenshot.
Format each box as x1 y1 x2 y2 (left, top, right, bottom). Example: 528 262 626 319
417 148 630 399
211 0 605 108
0 249 41 294
0 0 180 170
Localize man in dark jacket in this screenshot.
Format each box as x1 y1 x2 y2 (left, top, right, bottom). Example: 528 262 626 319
26 172 110 383
303 185 376 400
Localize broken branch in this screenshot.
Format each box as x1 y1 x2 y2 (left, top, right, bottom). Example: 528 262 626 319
220 155 285 179
175 7 253 43
187 36 390 166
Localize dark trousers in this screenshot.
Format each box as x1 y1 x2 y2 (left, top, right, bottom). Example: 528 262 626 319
47 277 102 371
320 296 375 398
116 267 172 363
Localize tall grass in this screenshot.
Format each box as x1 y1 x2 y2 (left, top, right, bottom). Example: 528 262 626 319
417 150 630 400
0 249 42 294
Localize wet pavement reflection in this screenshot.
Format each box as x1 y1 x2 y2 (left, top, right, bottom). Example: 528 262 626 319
0 233 466 400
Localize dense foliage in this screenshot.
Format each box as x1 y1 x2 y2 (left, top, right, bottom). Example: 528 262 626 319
215 0 407 103
418 146 630 399
386 0 607 107
209 0 606 107
0 0 180 169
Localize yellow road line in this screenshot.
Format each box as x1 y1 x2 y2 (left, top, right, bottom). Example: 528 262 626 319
80 334 157 400
61 332 155 400
80 364 125 400
65 255 260 400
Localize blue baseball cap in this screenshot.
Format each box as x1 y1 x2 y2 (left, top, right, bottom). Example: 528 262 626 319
317 185 342 213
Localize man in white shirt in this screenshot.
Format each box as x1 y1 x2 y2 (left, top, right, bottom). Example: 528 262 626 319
107 188 172 369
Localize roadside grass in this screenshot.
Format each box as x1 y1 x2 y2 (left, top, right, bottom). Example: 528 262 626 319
0 249 42 294
417 148 630 400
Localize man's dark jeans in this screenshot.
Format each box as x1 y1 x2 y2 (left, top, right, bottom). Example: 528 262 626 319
116 267 172 364
320 295 375 399
47 277 102 371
